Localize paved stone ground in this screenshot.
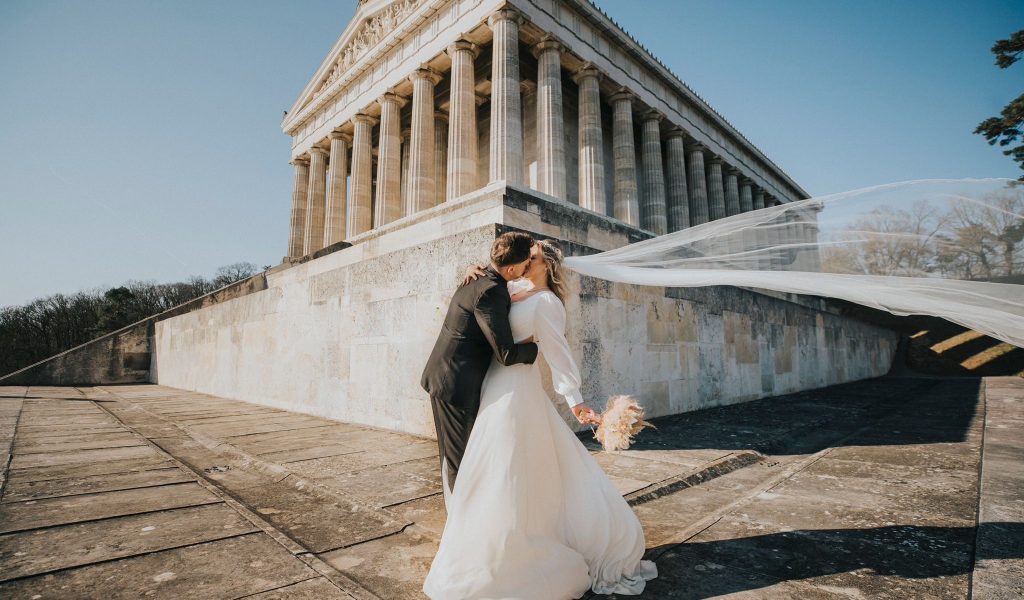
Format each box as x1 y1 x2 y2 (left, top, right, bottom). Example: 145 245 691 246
0 375 1020 599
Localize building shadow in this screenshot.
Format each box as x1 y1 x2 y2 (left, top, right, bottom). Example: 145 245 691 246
624 522 1023 599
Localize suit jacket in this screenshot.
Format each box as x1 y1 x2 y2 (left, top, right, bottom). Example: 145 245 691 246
421 266 538 408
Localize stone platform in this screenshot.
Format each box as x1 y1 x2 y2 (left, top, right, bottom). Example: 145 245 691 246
0 375 1021 599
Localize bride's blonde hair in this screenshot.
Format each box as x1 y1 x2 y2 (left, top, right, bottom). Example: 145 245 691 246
537 239 568 303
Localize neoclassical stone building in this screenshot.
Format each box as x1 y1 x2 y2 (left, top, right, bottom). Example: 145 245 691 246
141 0 890 437
282 0 810 259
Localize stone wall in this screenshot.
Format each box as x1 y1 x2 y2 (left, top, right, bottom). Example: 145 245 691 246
152 184 899 436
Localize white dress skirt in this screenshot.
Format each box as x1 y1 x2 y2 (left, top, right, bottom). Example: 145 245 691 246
422 289 658 599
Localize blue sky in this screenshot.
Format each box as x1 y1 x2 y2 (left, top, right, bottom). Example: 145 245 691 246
1 0 1020 308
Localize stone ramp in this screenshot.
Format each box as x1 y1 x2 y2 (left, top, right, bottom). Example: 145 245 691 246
0 389 369 599
973 377 1024 599
1 376 1021 598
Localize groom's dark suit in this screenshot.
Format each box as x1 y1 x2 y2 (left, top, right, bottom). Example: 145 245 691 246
421 265 538 493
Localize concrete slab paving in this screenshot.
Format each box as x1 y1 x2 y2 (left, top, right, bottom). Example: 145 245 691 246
2 466 192 502
1 376 1020 599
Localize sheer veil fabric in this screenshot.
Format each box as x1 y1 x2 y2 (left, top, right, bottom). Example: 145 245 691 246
564 179 1024 348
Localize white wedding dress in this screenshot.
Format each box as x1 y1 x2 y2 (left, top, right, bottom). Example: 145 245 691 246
422 288 658 599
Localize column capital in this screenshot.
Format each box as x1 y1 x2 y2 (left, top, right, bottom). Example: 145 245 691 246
352 113 378 127
665 126 688 140
487 7 525 27
520 80 538 96
531 34 564 58
708 154 724 165
640 109 663 123
686 141 706 153
328 130 352 143
309 146 329 158
446 39 481 59
409 66 443 85
377 92 408 108
740 176 754 186
572 63 602 85
434 110 449 123
609 87 634 104
401 127 412 141
726 166 741 177
289 156 310 166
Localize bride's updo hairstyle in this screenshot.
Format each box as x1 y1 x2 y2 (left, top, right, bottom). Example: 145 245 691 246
537 239 568 303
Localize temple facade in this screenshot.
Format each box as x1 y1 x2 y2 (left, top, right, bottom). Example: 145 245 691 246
282 0 814 260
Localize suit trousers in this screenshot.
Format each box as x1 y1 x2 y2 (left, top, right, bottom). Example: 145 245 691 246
429 394 478 496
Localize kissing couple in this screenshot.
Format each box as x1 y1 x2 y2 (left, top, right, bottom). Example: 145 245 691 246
420 231 658 599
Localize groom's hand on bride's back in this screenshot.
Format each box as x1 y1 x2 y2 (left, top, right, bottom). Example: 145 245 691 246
461 263 488 286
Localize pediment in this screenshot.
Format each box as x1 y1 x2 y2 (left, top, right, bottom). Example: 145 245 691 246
284 0 423 130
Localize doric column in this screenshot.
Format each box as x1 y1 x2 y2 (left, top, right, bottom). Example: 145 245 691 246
408 68 442 215
400 128 411 207
533 36 566 200
434 111 448 206
374 93 405 227
706 155 726 221
664 129 689 232
446 40 480 200
348 113 377 237
686 141 709 226
324 131 350 246
640 110 667 235
724 166 741 217
739 177 754 212
610 89 639 226
303 146 329 255
488 9 525 185
573 64 605 214
752 188 766 210
287 157 310 258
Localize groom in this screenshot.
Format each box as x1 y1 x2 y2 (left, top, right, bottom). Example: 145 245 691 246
421 231 539 498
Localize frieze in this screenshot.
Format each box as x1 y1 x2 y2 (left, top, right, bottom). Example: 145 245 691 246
317 0 423 95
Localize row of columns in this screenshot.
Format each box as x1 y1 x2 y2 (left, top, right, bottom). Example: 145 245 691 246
287 7 795 259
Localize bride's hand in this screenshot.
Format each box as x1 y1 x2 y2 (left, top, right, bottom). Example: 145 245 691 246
572 403 600 425
461 263 488 286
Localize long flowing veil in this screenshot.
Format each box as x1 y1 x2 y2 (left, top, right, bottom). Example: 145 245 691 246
564 179 1024 348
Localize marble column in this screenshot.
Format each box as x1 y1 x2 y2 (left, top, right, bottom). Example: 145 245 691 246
408 68 442 215
324 131 350 246
573 64 605 214
348 113 377 237
374 93 405 227
434 112 448 206
706 155 726 221
488 9 525 185
753 188 766 210
664 129 690 232
724 167 741 217
287 157 310 258
303 146 328 255
640 110 667 235
533 36 566 200
739 177 754 213
446 40 480 200
400 128 411 207
686 142 709 226
611 89 639 227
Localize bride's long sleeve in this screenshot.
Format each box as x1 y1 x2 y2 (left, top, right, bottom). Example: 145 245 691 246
534 293 585 409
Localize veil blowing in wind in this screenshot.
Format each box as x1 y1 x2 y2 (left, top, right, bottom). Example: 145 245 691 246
564 178 1024 348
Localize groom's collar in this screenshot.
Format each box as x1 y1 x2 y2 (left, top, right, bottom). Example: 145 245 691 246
485 264 503 282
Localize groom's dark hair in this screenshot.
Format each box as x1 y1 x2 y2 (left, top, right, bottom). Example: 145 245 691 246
491 232 534 267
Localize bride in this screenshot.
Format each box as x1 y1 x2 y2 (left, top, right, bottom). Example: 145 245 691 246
422 239 658 599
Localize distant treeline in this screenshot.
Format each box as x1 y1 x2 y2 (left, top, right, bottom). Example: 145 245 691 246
0 262 262 378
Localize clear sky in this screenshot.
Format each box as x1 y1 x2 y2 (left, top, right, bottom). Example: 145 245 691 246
1 0 1020 308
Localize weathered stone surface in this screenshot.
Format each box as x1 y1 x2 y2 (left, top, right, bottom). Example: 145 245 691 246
0 483 220 533
2 467 191 502
228 474 408 553
242 576 352 599
9 444 161 470
0 533 316 599
6 456 175 484
320 528 437 600
0 503 257 581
